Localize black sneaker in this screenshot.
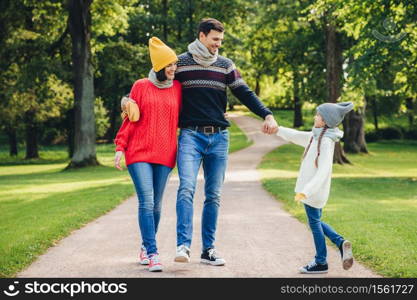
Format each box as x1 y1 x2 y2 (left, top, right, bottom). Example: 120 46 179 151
299 261 328 274
339 240 354 270
200 248 226 266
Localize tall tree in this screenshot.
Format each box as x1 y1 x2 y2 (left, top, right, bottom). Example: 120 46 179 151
307 0 370 160
67 0 98 168
245 0 326 127
324 19 353 162
0 0 72 159
326 0 416 149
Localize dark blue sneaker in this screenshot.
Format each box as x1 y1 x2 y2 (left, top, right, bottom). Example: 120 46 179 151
299 261 328 274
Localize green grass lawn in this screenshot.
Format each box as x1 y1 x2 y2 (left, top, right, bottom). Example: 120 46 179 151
229 120 253 153
0 145 135 278
0 120 252 278
259 140 417 277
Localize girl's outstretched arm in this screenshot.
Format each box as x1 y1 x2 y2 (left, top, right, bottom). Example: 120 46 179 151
276 126 312 147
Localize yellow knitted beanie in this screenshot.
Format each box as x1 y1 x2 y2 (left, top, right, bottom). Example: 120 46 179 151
149 37 177 72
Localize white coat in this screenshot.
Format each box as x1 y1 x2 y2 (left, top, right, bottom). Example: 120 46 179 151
276 126 343 209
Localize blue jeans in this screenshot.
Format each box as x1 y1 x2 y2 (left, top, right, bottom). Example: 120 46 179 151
128 162 172 255
304 204 345 265
176 128 229 251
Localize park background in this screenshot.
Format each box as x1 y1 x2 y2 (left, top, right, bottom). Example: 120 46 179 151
0 0 416 278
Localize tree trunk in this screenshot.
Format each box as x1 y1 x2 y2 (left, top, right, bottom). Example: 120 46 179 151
67 0 98 168
333 143 350 164
65 108 75 158
406 97 414 129
371 96 379 130
177 14 182 41
293 96 303 128
325 22 350 164
255 76 261 96
24 110 39 159
343 109 368 154
293 70 303 127
162 0 168 41
325 24 342 104
187 0 194 42
5 126 18 156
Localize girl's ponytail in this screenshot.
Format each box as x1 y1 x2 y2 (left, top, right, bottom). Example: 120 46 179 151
302 125 329 168
315 125 328 168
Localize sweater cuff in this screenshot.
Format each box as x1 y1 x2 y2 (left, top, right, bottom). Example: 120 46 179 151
262 111 273 120
276 126 290 139
300 189 310 199
115 145 125 152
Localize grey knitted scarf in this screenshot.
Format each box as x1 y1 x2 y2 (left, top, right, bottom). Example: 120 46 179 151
187 39 218 67
148 69 173 89
312 126 344 142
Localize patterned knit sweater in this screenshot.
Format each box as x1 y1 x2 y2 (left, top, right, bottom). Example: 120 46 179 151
175 52 272 128
114 79 182 168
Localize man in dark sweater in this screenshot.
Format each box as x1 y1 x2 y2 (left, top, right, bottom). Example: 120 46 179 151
174 18 278 266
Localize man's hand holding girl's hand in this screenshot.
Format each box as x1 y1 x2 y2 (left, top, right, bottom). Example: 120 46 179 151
262 114 278 134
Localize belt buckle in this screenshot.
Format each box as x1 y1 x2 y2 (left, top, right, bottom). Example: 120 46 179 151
203 126 214 134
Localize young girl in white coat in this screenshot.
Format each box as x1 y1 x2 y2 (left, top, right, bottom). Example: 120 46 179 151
276 102 355 274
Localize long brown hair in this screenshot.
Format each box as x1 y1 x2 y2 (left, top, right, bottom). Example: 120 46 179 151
302 125 329 168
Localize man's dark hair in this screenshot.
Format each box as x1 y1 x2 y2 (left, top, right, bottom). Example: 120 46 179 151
198 18 224 37
156 68 167 81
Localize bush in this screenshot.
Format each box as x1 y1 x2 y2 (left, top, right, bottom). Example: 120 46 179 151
39 118 68 146
40 127 62 145
365 126 417 142
379 127 403 140
95 97 110 139
404 128 417 140
365 130 382 142
0 133 8 146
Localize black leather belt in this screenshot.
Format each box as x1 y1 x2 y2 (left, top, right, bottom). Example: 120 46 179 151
182 126 227 134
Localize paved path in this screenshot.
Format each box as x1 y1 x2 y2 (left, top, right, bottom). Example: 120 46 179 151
18 115 379 278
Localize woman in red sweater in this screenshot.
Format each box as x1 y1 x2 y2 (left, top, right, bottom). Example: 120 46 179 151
114 37 182 272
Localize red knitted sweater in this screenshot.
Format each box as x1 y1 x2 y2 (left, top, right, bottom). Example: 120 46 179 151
114 79 182 168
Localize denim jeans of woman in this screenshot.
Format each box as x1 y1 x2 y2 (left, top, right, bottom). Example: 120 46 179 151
304 203 344 264
128 162 172 255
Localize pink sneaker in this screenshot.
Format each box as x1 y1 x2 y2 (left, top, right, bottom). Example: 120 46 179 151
148 254 163 272
139 246 149 265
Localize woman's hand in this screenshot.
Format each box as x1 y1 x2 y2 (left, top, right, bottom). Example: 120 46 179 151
121 96 140 122
114 151 124 170
120 96 132 111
